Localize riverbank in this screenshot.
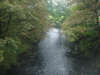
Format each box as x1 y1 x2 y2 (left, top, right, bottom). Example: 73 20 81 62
6 28 100 75
6 45 41 75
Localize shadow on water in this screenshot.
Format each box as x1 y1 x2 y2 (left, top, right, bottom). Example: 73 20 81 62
7 28 100 75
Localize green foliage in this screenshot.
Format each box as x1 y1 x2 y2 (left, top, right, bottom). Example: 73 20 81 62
70 2 85 12
63 0 100 57
0 0 48 74
46 0 70 26
0 38 17 73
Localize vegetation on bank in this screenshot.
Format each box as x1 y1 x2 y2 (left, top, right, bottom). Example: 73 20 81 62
62 0 100 57
45 0 100 57
0 0 100 74
0 0 49 74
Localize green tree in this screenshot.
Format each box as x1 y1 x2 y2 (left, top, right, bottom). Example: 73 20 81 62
0 0 49 74
62 0 100 57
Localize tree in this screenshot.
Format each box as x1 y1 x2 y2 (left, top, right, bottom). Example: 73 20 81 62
0 0 49 74
62 0 100 57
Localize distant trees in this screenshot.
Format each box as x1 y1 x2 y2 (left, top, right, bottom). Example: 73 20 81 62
46 0 70 27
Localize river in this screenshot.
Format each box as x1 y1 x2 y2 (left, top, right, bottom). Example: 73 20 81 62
8 28 100 75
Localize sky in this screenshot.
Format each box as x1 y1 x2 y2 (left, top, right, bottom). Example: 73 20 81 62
51 0 67 6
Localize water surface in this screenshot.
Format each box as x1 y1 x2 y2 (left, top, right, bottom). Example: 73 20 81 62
9 28 100 75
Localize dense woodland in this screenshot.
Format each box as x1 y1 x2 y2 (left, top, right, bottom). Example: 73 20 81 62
0 0 100 75
62 0 100 57
0 0 49 74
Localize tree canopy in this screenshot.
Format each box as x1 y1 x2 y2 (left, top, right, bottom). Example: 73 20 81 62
0 0 49 74
62 0 100 57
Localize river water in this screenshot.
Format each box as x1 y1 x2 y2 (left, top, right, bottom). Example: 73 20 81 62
8 28 100 75
38 28 70 75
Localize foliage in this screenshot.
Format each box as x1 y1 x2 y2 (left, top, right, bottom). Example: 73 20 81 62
0 0 48 74
46 0 70 27
62 0 100 57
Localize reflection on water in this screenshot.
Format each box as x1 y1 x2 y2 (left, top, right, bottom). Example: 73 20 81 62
37 28 100 75
39 28 69 75
9 28 100 75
